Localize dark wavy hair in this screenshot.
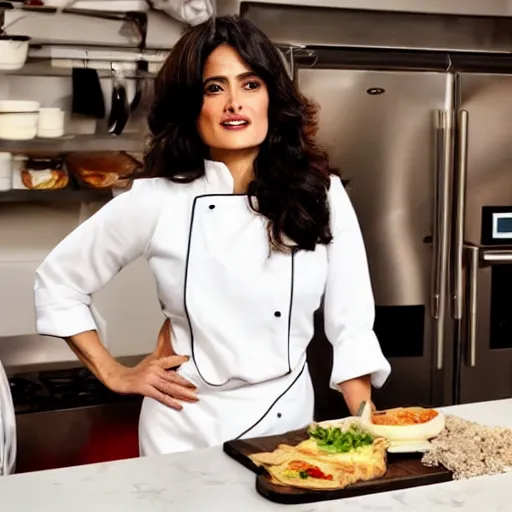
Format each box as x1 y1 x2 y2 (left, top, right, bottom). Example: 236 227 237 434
142 15 338 252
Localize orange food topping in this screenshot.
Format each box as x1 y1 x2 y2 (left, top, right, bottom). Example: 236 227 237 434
287 460 333 480
371 408 438 426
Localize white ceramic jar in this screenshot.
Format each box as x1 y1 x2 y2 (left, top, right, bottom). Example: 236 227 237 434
37 108 65 138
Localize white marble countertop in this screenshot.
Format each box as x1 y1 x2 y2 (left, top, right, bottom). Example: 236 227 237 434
2 399 512 511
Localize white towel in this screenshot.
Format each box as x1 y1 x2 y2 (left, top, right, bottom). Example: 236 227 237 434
150 0 214 26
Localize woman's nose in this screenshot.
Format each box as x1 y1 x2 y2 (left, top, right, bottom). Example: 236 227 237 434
225 91 242 112
226 103 242 113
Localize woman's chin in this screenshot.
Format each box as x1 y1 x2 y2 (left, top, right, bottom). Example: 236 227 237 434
210 141 263 153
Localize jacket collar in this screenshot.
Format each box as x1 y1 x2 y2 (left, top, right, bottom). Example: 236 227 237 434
204 159 234 194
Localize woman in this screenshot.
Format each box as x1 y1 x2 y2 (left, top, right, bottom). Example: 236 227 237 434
34 15 391 456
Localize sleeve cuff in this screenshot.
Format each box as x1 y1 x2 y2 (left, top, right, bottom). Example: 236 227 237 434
35 304 98 338
329 331 391 390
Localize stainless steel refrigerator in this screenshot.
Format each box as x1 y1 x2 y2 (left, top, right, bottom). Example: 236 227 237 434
301 62 512 416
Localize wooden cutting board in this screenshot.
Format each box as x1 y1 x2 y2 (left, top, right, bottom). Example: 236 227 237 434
223 429 452 505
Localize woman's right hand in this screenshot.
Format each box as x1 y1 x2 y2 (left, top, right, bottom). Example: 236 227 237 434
108 354 199 411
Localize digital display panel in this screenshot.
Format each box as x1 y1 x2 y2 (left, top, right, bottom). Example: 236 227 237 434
493 213 512 239
496 217 512 234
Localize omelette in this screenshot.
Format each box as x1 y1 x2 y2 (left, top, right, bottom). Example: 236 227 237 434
249 421 389 490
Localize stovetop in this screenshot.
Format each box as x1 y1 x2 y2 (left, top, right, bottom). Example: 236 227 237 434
9 367 135 414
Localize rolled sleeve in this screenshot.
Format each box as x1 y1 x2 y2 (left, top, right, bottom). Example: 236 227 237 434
34 286 97 338
324 177 391 390
34 179 162 339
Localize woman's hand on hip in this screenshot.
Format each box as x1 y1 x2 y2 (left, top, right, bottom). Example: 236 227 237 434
108 354 199 411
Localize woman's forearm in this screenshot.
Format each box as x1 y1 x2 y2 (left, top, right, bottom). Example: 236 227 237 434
337 374 373 416
64 330 125 390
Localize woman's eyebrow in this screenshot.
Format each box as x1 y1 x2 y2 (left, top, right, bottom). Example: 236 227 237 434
203 71 259 84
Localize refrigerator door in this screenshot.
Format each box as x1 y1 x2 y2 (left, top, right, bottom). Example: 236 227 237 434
457 73 512 403
298 68 452 416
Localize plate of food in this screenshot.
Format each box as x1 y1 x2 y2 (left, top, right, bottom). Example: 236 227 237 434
223 411 452 504
249 420 389 490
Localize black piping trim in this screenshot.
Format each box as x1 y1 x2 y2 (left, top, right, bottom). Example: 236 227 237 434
183 193 296 387
184 196 226 387
287 252 295 373
234 361 307 440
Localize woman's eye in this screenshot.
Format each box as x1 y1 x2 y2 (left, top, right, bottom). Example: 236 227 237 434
244 80 261 91
205 83 222 94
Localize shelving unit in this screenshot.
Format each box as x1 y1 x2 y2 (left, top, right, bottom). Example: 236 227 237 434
0 133 145 154
1 1 150 205
0 188 113 203
1 1 148 50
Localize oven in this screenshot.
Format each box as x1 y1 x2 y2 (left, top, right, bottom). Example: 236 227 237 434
5 361 143 474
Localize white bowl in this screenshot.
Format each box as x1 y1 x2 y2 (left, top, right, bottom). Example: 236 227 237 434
0 101 40 113
362 407 445 442
0 113 39 140
0 36 30 71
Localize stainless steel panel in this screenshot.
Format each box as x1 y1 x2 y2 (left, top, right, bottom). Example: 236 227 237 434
242 3 512 53
297 68 449 306
242 0 512 18
297 68 452 407
460 73 512 245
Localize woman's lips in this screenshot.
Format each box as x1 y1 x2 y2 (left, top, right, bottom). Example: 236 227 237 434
221 122 249 130
220 115 250 130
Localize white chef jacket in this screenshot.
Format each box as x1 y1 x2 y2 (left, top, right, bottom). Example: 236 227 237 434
34 159 391 456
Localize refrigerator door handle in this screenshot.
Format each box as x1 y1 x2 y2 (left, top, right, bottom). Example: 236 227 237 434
453 110 469 320
481 249 512 263
431 109 453 370
431 115 441 320
465 244 479 368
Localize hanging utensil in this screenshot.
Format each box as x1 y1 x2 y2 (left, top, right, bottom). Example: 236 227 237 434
129 59 149 113
108 62 129 136
72 57 105 119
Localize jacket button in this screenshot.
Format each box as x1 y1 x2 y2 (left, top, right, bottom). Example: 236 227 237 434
277 413 282 418
274 311 281 318
209 205 215 210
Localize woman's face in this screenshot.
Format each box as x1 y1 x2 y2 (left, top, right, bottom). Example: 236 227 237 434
197 44 269 158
